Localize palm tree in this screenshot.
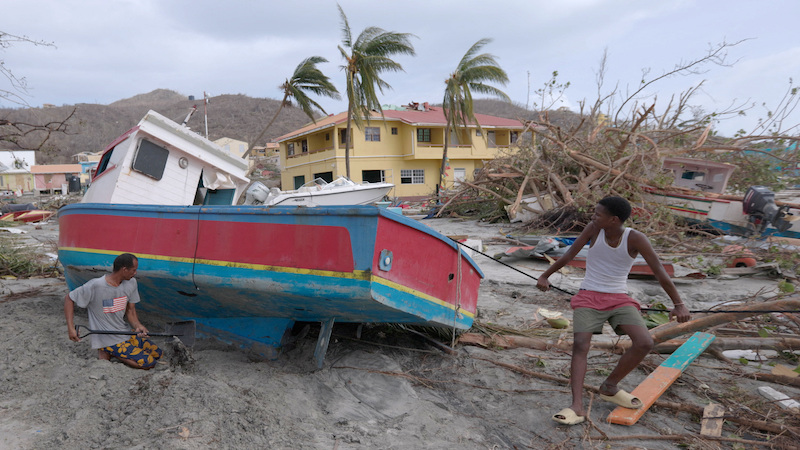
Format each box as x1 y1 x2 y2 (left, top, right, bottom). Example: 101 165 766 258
338 4 415 178
243 56 340 159
439 38 509 197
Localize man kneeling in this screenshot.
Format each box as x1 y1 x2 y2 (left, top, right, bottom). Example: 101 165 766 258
64 253 162 369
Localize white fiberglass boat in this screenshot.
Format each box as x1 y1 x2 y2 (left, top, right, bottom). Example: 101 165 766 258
244 176 394 207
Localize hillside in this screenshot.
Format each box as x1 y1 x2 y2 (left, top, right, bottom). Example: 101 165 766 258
0 89 319 164
0 91 575 164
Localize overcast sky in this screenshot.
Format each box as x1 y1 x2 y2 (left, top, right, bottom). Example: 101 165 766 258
3 0 800 136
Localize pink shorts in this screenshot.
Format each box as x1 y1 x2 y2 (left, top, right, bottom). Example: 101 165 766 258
570 289 641 311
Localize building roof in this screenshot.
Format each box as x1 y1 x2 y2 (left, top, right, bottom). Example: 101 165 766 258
31 164 83 174
277 105 525 142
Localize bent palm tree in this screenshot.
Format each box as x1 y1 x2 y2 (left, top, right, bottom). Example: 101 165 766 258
243 56 339 159
439 38 509 197
338 4 415 178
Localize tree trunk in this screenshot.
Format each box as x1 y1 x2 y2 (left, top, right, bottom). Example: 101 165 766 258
243 94 287 159
345 102 353 179
438 124 451 199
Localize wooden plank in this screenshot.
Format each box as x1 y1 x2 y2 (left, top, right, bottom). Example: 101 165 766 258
607 332 715 425
700 403 725 437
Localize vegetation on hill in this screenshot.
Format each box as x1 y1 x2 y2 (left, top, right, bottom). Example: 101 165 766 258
0 89 318 164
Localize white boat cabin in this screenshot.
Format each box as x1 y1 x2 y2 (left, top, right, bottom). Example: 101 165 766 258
83 110 250 206
663 157 736 194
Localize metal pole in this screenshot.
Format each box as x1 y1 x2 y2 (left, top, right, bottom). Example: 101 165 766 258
203 91 209 138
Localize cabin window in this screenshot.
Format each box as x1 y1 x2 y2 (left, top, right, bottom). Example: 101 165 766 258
94 148 115 179
400 169 424 184
365 127 380 142
362 169 385 183
132 139 169 180
287 143 295 156
417 128 431 143
681 170 705 181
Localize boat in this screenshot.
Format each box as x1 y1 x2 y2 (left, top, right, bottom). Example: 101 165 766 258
645 157 800 239
14 210 54 223
244 176 394 207
58 110 483 366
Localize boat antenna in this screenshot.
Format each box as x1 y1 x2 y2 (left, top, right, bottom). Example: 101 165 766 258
203 91 210 138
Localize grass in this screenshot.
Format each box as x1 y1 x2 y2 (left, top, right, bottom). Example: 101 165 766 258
0 234 60 278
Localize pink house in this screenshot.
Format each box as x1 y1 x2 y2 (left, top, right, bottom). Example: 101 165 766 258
31 164 82 194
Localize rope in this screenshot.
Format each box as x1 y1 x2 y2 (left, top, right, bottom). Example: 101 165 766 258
452 243 463 347
453 241 800 314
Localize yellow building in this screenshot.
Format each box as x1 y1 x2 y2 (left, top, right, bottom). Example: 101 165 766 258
214 137 249 159
276 103 526 199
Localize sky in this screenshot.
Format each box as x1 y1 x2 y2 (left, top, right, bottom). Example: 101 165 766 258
3 0 800 137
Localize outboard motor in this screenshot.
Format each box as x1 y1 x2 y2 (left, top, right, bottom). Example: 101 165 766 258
244 181 270 205
742 186 792 233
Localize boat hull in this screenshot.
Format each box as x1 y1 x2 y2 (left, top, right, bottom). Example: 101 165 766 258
58 204 483 353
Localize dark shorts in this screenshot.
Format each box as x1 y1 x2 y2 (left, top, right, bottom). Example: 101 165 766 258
573 306 646 335
102 336 162 369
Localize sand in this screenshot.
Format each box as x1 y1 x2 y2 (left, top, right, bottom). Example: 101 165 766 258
0 217 798 449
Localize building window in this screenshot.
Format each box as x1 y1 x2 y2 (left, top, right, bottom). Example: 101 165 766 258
325 133 330 141
365 127 380 142
287 143 295 156
313 171 333 183
476 129 482 136
362 169 385 183
400 169 424 184
510 131 519 144
487 131 496 147
340 129 348 145
417 128 431 142
391 127 398 135
293 175 306 189
301 140 308 153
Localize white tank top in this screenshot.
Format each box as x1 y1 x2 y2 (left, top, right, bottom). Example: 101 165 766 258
580 227 635 293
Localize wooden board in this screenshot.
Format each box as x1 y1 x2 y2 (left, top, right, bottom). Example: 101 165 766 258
607 332 715 425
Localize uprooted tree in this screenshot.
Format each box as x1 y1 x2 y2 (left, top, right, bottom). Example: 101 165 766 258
0 31 75 152
438 41 800 238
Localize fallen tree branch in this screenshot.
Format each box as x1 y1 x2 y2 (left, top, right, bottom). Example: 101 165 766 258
587 433 797 449
459 333 800 355
650 297 800 343
473 356 800 438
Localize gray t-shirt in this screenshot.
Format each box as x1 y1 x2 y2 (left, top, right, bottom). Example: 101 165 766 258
69 275 141 349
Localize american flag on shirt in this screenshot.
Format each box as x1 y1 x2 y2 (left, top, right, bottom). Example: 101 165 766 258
102 296 128 313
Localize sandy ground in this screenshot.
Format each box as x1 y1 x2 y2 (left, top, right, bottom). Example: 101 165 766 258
1 216 798 449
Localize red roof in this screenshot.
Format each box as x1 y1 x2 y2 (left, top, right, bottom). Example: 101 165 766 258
277 107 524 141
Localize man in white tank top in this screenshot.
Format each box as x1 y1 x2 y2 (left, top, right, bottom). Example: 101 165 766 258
537 196 690 425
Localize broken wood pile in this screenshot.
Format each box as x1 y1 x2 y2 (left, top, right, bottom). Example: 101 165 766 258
436 105 800 241
459 294 800 447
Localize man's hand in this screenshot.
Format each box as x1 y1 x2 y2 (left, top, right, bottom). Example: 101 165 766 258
68 326 80 342
133 324 149 337
536 275 551 292
670 304 691 323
